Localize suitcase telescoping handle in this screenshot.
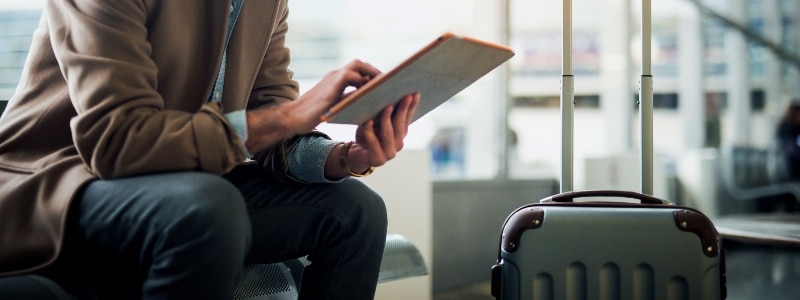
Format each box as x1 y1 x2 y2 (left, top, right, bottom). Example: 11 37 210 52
540 190 673 205
560 0 654 195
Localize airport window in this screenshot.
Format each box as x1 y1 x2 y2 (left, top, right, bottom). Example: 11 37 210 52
0 8 40 99
513 95 600 109
286 0 508 180
707 92 728 109
0 1 508 181
703 18 727 76
750 89 765 111
704 90 767 112
2 0 800 184
633 93 679 110
652 20 679 77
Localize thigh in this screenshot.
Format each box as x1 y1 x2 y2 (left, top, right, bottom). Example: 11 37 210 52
53 172 250 297
237 173 387 264
70 171 247 257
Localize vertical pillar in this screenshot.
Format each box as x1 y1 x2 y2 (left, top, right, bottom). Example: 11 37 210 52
600 0 633 153
764 0 784 122
678 0 705 150
788 0 800 100
724 0 750 146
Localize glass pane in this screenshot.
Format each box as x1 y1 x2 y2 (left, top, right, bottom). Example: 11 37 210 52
0 5 43 100
287 0 506 180
507 0 800 210
1 1 507 181
507 0 605 181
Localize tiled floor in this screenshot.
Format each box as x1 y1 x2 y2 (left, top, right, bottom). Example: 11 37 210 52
433 241 800 300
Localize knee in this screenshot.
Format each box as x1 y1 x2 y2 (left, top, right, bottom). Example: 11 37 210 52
157 174 252 250
332 178 388 234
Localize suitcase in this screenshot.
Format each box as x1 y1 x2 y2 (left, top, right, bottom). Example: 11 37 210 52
490 0 726 299
490 191 726 299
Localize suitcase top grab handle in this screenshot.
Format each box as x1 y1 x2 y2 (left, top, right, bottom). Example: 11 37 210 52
540 190 673 205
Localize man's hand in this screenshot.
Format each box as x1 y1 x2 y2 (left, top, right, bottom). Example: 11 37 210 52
245 60 380 154
324 93 420 178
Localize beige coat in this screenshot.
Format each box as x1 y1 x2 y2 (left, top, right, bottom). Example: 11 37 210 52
0 0 304 275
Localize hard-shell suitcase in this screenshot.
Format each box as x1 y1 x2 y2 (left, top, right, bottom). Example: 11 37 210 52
490 0 726 299
490 191 726 299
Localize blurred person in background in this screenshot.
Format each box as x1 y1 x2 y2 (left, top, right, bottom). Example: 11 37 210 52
776 99 800 181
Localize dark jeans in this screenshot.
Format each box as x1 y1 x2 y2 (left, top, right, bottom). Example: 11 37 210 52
43 164 388 300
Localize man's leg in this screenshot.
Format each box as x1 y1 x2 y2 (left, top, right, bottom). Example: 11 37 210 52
236 172 388 300
55 172 252 299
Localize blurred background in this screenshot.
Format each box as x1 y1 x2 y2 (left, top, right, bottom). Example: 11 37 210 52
2 0 799 299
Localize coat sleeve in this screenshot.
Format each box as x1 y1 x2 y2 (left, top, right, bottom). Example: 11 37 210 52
247 2 299 110
47 0 246 179
246 4 333 183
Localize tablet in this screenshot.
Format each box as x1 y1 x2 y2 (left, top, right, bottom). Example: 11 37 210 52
320 32 515 125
